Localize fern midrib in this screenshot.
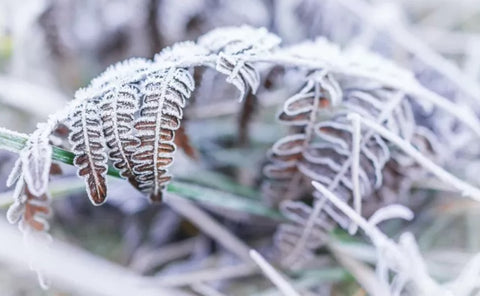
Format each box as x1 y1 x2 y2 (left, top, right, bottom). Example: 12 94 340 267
153 68 175 195
112 89 134 176
81 102 102 193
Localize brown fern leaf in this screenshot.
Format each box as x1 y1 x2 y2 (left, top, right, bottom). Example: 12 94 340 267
100 83 140 179
22 187 51 231
69 94 109 205
262 72 342 206
20 124 53 197
7 187 52 232
132 67 195 202
7 162 56 233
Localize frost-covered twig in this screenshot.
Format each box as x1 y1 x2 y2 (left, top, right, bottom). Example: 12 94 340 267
312 181 438 294
244 52 480 137
348 114 480 200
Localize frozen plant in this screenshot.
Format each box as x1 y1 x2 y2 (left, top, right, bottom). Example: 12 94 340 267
1 24 480 294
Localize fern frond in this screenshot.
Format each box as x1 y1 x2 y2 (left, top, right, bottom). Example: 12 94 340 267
99 83 140 179
263 71 343 206
68 92 109 205
20 124 53 197
6 167 53 233
132 67 195 201
198 26 281 100
265 72 426 266
20 188 52 232
4 118 58 236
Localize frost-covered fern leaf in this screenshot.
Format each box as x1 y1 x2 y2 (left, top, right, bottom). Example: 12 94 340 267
6 164 53 290
198 26 281 100
132 67 194 202
265 81 414 206
99 83 140 180
262 71 343 206
6 164 54 233
5 120 58 233
68 92 109 205
263 71 425 266
19 124 53 197
8 188 52 232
